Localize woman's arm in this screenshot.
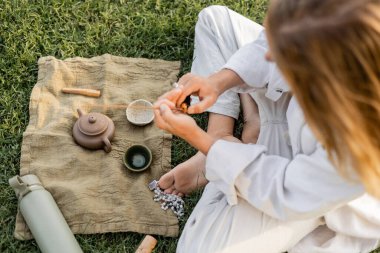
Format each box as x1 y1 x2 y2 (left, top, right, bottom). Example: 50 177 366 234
205 140 365 220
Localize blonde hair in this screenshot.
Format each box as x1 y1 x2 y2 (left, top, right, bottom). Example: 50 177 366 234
266 0 380 197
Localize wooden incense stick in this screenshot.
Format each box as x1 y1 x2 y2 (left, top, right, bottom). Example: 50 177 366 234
85 103 185 112
62 88 101 98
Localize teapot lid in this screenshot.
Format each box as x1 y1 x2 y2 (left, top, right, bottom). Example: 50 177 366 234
78 112 109 136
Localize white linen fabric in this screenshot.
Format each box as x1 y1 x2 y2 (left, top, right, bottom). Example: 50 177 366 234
177 5 380 253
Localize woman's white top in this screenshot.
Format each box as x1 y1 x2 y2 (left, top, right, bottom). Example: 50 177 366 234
204 30 380 250
177 10 379 249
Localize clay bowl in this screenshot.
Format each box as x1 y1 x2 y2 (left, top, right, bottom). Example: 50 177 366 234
123 144 152 172
126 99 154 126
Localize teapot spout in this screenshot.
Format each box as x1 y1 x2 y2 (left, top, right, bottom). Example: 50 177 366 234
77 108 84 117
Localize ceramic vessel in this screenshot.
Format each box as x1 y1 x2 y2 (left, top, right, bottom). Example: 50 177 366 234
126 99 154 126
72 109 115 152
123 144 152 172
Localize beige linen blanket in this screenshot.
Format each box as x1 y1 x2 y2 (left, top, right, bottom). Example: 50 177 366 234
15 54 180 239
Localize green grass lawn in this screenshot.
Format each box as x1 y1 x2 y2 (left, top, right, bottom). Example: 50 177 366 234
0 1 267 252
1 1 379 253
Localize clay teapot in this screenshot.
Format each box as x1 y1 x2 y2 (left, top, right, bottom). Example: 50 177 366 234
72 109 115 152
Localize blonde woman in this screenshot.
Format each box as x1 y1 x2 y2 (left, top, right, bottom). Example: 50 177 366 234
154 0 380 252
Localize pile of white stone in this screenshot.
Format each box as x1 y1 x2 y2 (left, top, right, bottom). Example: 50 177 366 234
148 180 185 218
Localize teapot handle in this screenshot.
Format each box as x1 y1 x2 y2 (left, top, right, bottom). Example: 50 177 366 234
103 137 112 153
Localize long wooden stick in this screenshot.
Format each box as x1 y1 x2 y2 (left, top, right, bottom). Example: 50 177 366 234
62 88 101 98
87 103 184 112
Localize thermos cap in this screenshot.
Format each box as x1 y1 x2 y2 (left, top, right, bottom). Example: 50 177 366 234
9 175 43 200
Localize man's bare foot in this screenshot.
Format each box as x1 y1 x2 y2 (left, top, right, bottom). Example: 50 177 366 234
158 151 208 197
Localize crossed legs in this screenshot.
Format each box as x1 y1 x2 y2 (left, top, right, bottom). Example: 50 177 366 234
158 6 263 196
158 93 260 196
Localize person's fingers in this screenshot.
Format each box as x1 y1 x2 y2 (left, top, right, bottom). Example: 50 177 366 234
176 80 197 106
157 90 172 101
167 88 183 103
187 96 214 114
157 88 182 104
175 75 199 107
177 73 193 86
153 107 171 131
153 98 176 110
174 75 191 105
159 103 176 123
177 192 184 198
